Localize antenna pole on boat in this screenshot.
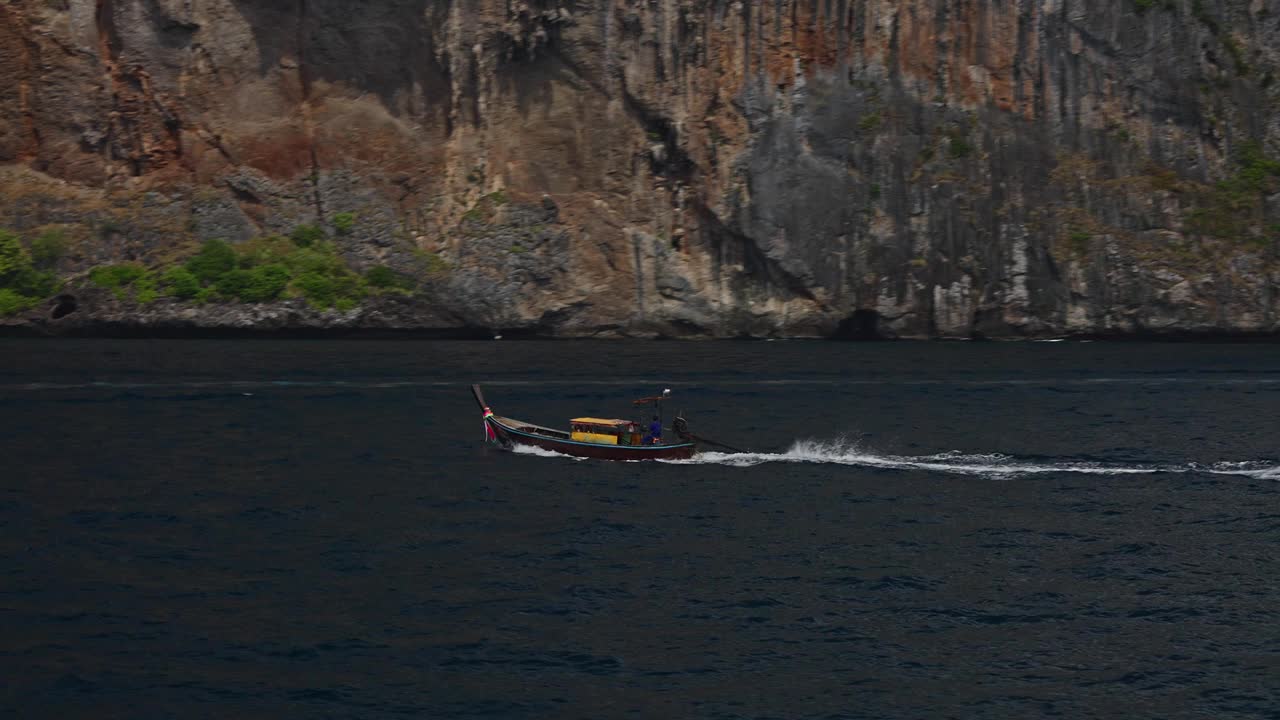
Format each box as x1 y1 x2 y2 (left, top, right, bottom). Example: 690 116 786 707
659 388 671 442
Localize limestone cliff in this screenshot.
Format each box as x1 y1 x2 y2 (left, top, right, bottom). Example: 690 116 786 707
2 0 1278 337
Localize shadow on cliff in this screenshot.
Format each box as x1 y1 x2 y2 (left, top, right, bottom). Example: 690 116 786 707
225 0 452 121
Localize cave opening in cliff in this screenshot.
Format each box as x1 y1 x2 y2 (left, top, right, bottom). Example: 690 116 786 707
51 295 78 320
832 309 881 340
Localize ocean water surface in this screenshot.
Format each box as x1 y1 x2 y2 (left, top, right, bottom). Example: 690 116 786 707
1 339 1278 718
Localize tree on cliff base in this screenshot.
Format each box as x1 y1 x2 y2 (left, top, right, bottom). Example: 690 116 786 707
0 230 57 316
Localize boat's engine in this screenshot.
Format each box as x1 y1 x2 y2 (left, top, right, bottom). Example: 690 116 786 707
672 414 691 441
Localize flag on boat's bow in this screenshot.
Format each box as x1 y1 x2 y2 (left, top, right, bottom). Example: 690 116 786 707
483 407 496 442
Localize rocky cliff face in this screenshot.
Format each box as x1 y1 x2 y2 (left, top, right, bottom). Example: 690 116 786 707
2 0 1278 337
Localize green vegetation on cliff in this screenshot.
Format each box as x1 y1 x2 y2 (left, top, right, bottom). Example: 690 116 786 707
89 263 147 299
290 225 325 247
364 265 415 291
83 229 422 310
0 230 59 316
1188 142 1280 244
331 212 356 235
0 219 432 317
161 267 201 300
186 239 237 283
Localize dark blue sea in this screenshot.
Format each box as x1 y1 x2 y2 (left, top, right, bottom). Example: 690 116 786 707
2 339 1278 719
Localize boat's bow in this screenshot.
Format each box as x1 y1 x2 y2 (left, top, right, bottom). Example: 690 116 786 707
473 384 504 446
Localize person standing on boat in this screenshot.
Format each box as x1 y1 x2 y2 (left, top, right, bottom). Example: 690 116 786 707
647 416 663 445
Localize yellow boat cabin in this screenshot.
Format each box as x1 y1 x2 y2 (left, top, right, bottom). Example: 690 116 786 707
570 417 643 446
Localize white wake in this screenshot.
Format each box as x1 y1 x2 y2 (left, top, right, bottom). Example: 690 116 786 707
668 438 1280 479
510 444 588 461
505 436 1278 479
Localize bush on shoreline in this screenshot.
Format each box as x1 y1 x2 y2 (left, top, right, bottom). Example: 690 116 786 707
1 224 429 316
0 230 58 316
82 229 420 309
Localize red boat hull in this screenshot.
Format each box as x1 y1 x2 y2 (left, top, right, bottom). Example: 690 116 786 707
487 416 697 461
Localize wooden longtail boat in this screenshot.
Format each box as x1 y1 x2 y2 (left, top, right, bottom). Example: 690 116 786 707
472 384 701 461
